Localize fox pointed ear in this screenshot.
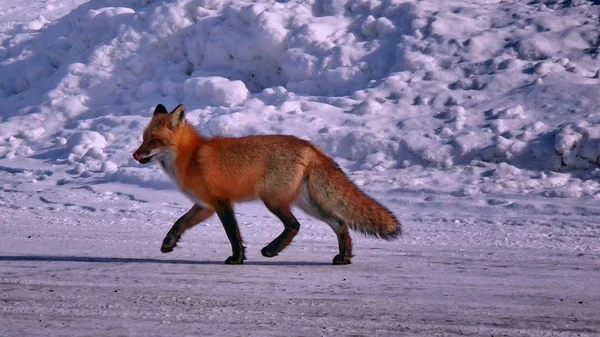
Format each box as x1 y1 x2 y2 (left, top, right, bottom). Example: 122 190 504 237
154 104 168 116
168 104 186 129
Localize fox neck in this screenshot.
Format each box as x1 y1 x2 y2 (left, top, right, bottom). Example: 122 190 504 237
174 122 203 153
158 124 208 206
159 123 205 186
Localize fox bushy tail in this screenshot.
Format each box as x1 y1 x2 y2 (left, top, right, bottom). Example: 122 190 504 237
306 154 401 239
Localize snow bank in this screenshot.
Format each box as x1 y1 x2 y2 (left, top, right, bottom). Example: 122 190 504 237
0 0 599 199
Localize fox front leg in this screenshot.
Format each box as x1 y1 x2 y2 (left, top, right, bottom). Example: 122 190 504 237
215 201 246 264
161 204 215 253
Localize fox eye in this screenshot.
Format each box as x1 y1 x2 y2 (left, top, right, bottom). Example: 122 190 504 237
149 138 161 145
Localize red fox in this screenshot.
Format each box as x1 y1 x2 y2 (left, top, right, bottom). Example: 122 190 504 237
133 104 401 265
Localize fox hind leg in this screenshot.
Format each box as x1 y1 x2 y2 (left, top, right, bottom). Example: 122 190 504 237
329 221 353 265
294 184 353 265
261 202 301 258
161 205 214 253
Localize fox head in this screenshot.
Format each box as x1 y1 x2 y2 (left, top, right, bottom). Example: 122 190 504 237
132 104 186 164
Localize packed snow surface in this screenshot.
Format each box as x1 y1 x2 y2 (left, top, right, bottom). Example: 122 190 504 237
1 0 599 336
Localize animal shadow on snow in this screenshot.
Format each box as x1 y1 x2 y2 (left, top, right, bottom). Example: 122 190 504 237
0 255 331 266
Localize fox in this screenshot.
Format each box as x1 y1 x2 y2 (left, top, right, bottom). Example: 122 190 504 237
133 104 401 265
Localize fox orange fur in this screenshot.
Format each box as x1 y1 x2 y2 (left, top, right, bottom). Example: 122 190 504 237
133 104 401 265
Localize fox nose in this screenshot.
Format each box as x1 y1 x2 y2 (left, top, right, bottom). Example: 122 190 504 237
133 152 141 161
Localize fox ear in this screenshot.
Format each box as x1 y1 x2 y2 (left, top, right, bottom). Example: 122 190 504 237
168 104 186 129
154 104 168 116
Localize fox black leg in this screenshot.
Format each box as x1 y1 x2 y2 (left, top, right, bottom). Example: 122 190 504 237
161 204 214 253
215 201 246 264
332 223 353 265
261 203 300 258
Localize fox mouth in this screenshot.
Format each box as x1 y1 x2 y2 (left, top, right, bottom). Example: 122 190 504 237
133 152 156 164
138 155 155 164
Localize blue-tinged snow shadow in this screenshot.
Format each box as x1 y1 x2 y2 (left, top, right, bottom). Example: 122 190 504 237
0 255 331 266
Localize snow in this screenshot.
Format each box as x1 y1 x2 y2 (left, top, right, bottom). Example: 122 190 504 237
183 76 250 107
1 0 599 335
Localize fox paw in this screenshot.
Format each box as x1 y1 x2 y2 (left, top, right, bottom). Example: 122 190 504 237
160 234 180 253
261 247 278 258
332 254 351 265
224 255 245 265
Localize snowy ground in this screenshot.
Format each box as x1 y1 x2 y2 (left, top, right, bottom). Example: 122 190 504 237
2 183 599 336
1 0 600 336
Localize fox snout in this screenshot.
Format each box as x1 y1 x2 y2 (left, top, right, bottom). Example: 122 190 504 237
133 148 153 164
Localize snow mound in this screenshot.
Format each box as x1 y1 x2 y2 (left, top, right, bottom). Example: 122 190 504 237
554 122 600 169
66 131 107 156
0 0 599 200
184 77 249 107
